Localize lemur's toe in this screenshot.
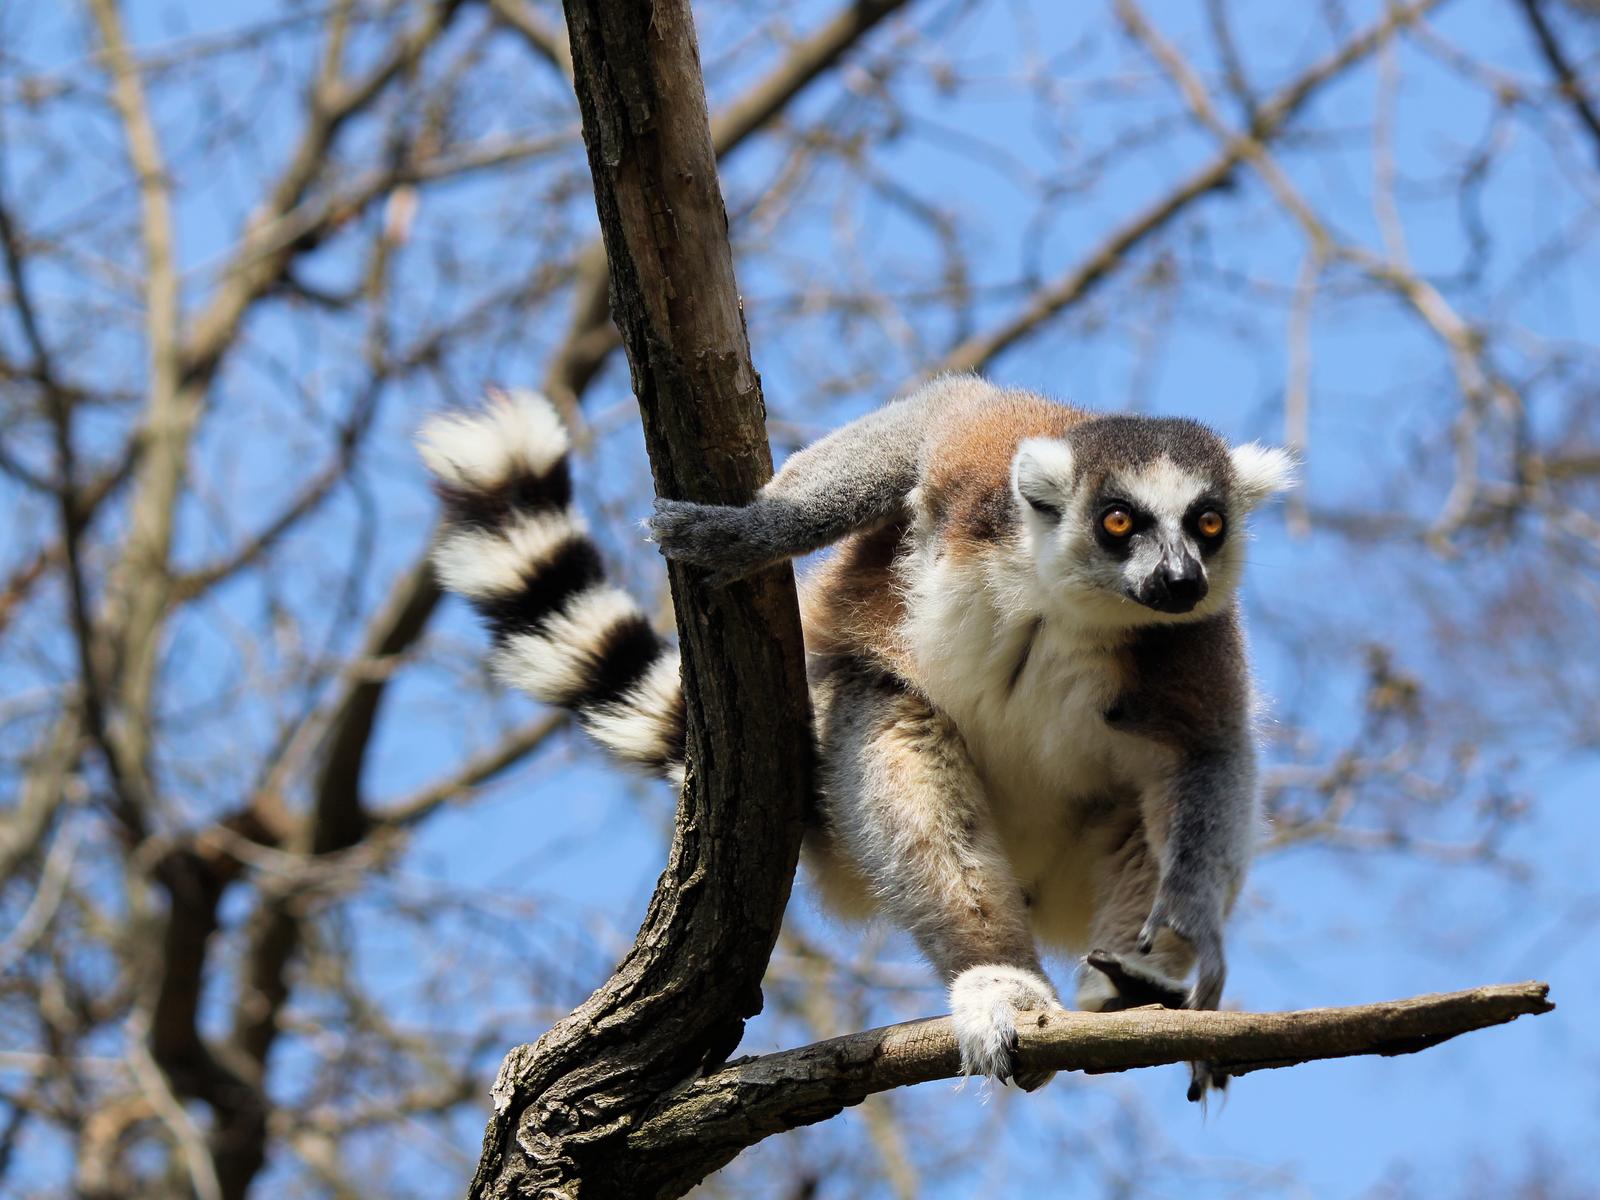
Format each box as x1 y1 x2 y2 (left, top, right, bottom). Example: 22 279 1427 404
1011 1065 1056 1092
1188 1061 1230 1103
646 498 787 586
647 499 746 563
646 499 708 548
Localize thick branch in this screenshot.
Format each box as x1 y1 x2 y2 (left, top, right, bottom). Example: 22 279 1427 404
88 0 182 831
309 554 442 854
468 1 814 1196
626 982 1553 1188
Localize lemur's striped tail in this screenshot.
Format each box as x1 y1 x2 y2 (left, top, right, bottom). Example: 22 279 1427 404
418 390 686 782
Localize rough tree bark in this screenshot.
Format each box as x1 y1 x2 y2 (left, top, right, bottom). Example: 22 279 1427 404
466 1 815 1197
466 4 1555 1198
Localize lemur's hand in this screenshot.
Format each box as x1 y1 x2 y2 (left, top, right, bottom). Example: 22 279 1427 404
948 964 1065 1092
1138 893 1230 1101
1138 892 1226 1011
647 498 782 586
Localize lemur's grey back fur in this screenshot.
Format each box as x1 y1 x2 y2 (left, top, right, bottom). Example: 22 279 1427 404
648 375 974 582
418 391 686 781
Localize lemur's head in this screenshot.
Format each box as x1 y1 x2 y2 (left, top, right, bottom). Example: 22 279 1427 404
1010 415 1294 624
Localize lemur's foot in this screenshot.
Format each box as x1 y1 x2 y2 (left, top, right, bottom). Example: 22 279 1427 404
1080 948 1188 1011
949 964 1064 1091
1080 949 1230 1103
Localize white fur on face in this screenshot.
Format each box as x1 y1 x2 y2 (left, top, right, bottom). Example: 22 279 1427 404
1010 439 1108 608
1011 438 1075 523
1118 457 1208 519
1120 530 1172 596
1104 458 1208 607
416 388 568 491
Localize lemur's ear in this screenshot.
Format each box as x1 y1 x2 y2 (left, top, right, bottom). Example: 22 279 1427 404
1228 443 1296 509
1012 438 1075 521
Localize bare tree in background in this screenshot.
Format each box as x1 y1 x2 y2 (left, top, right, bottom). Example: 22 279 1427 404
0 1 1594 1197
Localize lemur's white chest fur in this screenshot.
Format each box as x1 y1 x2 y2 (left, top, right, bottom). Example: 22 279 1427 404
903 548 1164 950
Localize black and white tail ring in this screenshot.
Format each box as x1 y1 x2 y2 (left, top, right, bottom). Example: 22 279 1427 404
418 390 686 782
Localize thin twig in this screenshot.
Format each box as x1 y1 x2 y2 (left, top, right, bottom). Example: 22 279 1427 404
1516 0 1600 170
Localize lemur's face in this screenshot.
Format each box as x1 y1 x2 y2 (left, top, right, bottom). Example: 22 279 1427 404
1010 416 1293 625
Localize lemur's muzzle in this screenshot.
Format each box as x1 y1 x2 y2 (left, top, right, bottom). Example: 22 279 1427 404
1137 554 1207 614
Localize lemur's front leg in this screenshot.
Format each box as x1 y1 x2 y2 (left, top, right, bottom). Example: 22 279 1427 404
1079 826 1195 1014
648 378 980 582
1130 750 1256 1099
816 661 1063 1090
1137 752 1254 1008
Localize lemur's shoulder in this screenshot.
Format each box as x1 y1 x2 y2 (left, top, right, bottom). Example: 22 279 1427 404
801 386 1092 680
918 386 1091 555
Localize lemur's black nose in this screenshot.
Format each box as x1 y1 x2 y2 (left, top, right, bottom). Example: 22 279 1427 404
1163 574 1205 610
1143 558 1207 613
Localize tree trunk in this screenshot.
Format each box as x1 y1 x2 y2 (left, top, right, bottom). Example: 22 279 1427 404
466 1 815 1196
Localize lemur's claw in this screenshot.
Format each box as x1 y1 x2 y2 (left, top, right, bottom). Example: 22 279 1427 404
1188 1061 1230 1102
1187 937 1228 1013
1136 917 1160 956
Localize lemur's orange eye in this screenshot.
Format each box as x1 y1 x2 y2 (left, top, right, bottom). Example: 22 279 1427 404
1102 508 1134 537
1197 510 1225 538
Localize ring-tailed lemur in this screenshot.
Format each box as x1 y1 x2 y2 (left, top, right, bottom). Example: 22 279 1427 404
418 375 1293 1099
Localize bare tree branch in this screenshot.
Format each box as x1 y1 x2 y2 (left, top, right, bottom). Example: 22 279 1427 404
938 0 1445 375
84 0 186 832
625 982 1554 1183
488 0 574 81
1516 0 1600 170
539 0 913 416
372 714 567 830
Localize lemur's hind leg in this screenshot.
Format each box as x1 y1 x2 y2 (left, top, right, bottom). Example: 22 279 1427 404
1079 825 1227 1101
1077 826 1194 1010
649 375 995 583
815 658 1063 1090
